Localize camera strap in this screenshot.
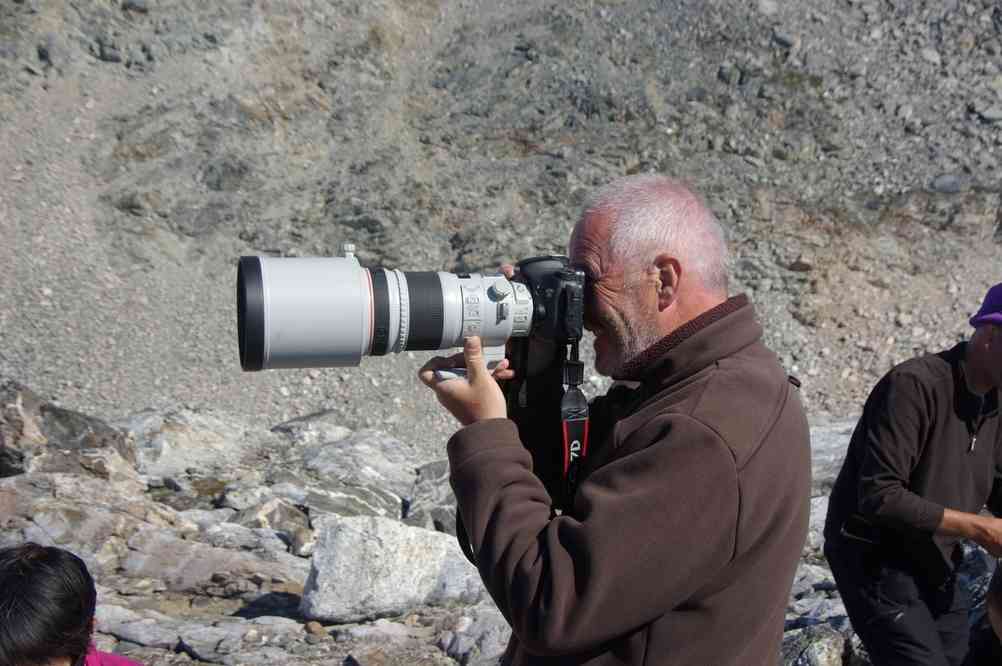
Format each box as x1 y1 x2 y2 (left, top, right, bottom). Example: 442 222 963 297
560 385 589 504
559 350 589 506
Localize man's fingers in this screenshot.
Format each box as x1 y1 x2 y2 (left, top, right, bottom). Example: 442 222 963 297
418 353 463 386
463 337 487 382
491 358 514 381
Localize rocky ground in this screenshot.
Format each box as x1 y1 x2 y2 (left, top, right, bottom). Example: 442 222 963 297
1 0 1001 664
5 380 998 665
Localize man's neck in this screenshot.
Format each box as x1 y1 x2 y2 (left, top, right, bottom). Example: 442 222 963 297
963 344 993 396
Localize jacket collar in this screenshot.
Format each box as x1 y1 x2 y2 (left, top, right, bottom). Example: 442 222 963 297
616 294 761 391
947 342 999 419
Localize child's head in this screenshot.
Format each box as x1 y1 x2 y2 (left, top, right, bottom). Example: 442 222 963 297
0 543 97 666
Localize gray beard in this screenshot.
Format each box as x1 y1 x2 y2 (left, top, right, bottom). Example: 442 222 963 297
598 319 662 378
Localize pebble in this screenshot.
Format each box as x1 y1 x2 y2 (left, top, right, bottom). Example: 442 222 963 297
920 48 942 66
122 0 149 12
773 31 800 50
931 174 962 194
758 0 778 16
304 621 326 636
977 105 1002 122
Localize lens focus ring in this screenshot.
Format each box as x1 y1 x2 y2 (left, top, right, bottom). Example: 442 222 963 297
394 269 410 353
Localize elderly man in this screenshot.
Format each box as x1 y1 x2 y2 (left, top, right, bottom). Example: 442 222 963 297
419 174 811 665
824 283 1002 666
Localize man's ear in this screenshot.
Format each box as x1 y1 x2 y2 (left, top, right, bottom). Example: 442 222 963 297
652 253 681 311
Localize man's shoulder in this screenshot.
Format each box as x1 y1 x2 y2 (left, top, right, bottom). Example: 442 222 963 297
699 347 808 468
626 341 807 467
882 348 957 395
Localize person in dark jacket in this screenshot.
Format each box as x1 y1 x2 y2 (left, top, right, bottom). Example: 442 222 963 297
823 282 1002 666
419 175 812 665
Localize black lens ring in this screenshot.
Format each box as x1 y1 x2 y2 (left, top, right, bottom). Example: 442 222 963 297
370 269 391 356
404 272 444 351
237 256 265 371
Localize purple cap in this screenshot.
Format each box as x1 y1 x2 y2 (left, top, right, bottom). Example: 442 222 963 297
970 282 1002 328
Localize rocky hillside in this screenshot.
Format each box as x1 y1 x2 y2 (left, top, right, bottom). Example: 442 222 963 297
0 0 999 460
1 1 1000 663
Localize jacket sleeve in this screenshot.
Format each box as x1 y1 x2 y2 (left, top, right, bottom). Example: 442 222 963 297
447 415 738 656
987 445 1002 517
855 372 944 533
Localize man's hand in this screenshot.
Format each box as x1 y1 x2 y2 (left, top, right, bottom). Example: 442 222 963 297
974 515 1002 557
940 509 1002 557
418 336 508 426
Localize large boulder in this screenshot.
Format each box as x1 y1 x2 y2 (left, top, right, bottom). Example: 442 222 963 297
301 515 487 623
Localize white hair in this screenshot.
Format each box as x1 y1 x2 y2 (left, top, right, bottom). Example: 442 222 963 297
583 174 730 295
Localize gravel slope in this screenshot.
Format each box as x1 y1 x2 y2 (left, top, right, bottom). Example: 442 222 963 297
1 0 999 463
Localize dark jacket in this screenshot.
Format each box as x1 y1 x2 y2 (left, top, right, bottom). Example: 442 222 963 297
448 295 812 665
824 343 1002 578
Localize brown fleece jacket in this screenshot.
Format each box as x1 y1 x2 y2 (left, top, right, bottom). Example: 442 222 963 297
447 296 812 665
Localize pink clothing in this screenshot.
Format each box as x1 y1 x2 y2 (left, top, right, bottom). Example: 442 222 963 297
84 645 144 666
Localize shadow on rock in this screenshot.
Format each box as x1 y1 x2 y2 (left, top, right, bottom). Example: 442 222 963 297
233 591 303 620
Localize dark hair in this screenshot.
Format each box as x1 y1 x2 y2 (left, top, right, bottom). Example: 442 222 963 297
0 543 96 666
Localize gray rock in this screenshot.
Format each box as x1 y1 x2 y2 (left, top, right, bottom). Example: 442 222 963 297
404 459 457 535
106 618 180 650
271 411 353 447
1 472 191 574
757 0 779 16
269 477 401 519
220 647 294 666
787 596 847 630
121 527 307 592
920 48 942 66
220 485 274 511
178 508 238 530
809 420 856 497
782 624 848 665
977 105 1002 122
115 409 277 479
291 527 316 558
931 174 963 194
94 604 143 631
440 602 511 665
233 497 310 533
790 563 836 600
301 515 486 623
1 380 136 479
337 618 436 643
805 496 829 555
302 429 423 501
201 523 290 556
178 623 247 663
